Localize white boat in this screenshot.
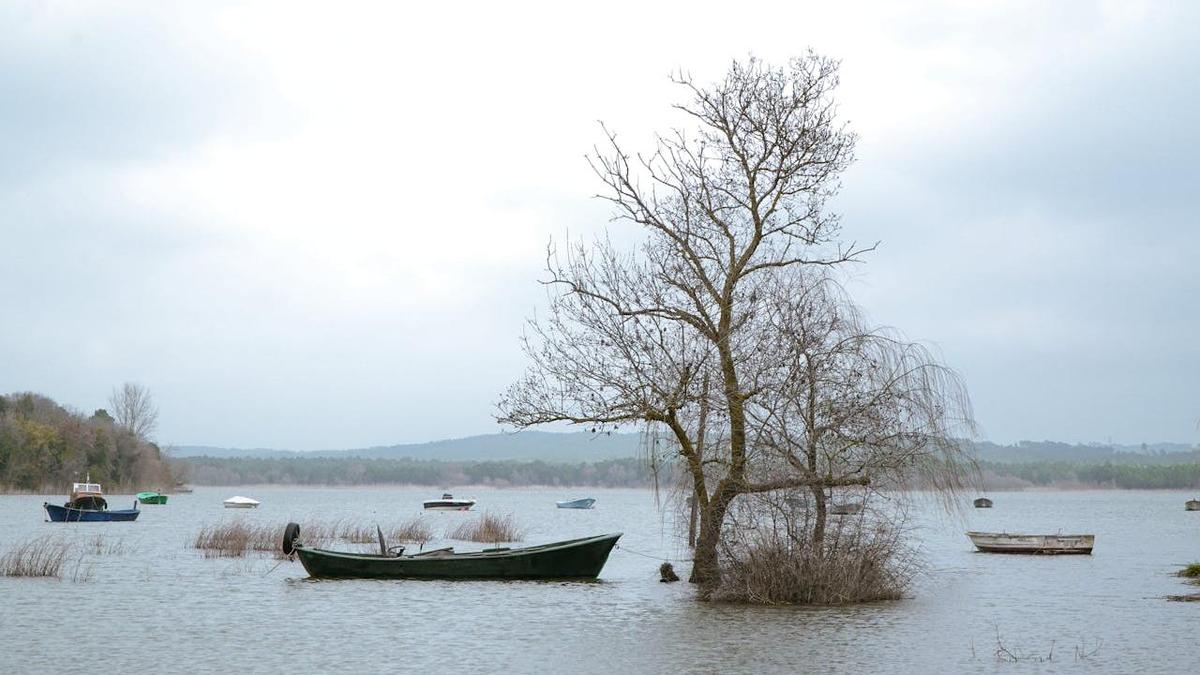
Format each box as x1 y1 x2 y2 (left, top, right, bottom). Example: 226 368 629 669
223 496 260 509
423 493 475 511
556 497 596 509
966 531 1094 555
829 501 863 515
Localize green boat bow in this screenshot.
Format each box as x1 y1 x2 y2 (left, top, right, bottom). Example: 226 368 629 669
136 491 168 505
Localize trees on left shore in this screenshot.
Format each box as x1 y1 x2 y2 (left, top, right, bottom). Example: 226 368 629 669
0 391 175 491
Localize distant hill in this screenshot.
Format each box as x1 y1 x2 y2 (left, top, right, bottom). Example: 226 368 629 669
971 440 1200 464
169 430 645 462
171 433 1200 465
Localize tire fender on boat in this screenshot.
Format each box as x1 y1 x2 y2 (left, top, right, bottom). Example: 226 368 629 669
282 522 301 555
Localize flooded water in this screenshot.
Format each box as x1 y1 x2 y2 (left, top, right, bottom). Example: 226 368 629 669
1 487 1197 673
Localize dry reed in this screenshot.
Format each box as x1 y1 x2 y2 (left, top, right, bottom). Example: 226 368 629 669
193 517 435 557
1 535 73 577
446 512 523 543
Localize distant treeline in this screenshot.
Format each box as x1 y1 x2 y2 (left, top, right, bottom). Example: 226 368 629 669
982 461 1200 490
0 392 175 492
180 455 661 488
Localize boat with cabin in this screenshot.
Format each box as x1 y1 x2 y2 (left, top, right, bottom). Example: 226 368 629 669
282 523 621 580
44 478 140 522
966 531 1094 555
556 497 596 509
137 491 168 505
423 493 476 511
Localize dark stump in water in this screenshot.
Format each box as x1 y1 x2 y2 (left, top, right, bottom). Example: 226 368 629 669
659 562 679 582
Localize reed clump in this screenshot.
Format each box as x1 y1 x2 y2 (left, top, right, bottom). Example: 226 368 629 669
339 519 432 546
194 522 257 558
85 534 128 556
193 518 435 557
446 512 523 543
1 535 73 577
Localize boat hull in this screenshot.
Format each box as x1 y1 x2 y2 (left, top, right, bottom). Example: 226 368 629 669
556 498 596 509
967 531 1093 554
423 501 475 511
295 533 622 580
44 503 140 522
137 493 168 505
224 503 258 509
1186 500 1200 511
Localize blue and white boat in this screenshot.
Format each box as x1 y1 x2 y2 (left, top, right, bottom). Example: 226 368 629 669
44 478 140 522
556 497 596 509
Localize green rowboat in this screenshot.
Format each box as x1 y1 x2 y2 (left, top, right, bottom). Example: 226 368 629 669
284 525 621 580
136 491 168 505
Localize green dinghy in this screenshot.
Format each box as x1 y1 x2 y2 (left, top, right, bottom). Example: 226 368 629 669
136 491 168 505
282 524 621 580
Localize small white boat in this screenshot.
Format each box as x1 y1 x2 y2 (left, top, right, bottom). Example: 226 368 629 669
223 496 260 509
829 501 863 515
556 497 596 509
967 531 1094 555
423 493 475 511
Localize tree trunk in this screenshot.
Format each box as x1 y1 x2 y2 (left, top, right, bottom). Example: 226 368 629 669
811 485 828 551
690 491 733 585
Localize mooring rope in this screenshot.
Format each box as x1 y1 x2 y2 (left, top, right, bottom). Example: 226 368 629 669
615 543 691 563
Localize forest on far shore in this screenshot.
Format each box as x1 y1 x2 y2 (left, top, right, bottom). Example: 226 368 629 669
0 392 176 492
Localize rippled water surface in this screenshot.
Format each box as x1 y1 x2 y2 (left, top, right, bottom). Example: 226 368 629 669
2 487 1198 673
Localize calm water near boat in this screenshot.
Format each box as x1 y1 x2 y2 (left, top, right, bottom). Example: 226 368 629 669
2 487 1197 672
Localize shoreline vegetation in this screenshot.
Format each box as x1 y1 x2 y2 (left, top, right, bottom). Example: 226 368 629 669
3 389 1198 493
154 455 1200 491
0 391 175 493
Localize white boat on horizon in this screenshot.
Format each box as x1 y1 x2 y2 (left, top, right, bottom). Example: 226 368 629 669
224 496 260 509
556 497 596 509
967 531 1094 555
423 493 475 511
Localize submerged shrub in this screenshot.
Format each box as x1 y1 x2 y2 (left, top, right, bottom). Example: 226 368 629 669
1177 563 1200 579
707 499 916 605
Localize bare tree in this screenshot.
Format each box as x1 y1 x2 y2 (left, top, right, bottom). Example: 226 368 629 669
108 382 158 441
747 273 976 549
500 54 973 589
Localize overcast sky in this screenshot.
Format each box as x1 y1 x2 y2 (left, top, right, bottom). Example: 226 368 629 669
2 0 1197 450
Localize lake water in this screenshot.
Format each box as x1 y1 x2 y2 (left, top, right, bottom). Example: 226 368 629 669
1 487 1197 673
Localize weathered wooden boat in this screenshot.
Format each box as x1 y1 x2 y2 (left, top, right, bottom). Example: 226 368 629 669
283 524 621 580
1186 499 1200 511
830 501 863 515
223 496 260 509
137 491 168 505
973 497 993 508
423 493 475 511
966 531 1094 554
556 497 596 509
44 479 140 522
